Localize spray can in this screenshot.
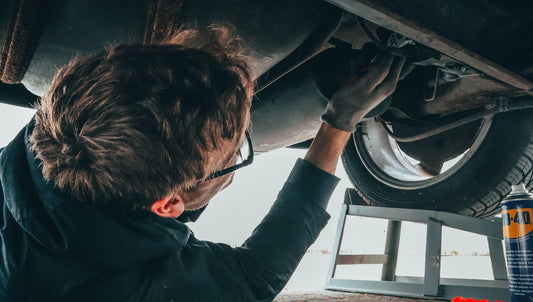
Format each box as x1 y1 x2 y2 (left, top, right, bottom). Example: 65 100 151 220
502 183 533 302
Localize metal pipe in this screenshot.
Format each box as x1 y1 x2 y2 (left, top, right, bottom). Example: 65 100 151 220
381 220 401 281
383 100 533 142
250 68 328 153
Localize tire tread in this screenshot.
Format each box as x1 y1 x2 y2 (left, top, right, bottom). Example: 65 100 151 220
342 110 533 218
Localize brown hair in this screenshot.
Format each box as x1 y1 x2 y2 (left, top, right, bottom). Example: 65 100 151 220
30 26 254 210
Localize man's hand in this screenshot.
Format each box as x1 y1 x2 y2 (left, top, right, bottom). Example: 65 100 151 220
305 53 404 175
321 53 406 132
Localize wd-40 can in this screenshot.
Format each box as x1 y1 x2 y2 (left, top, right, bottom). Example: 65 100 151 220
502 183 533 302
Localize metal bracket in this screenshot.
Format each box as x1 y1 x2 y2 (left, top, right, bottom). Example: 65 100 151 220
387 33 415 49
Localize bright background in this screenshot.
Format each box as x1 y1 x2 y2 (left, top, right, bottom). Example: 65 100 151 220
1 103 495 292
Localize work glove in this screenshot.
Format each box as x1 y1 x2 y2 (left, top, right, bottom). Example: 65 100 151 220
321 53 406 132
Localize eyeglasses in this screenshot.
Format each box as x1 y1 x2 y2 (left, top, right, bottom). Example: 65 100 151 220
202 131 254 182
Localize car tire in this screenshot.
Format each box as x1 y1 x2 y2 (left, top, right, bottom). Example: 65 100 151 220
341 109 533 217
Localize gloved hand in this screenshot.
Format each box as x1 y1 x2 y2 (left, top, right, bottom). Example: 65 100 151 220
321 53 406 132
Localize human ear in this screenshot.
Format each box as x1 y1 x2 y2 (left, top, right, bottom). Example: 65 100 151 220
151 195 185 218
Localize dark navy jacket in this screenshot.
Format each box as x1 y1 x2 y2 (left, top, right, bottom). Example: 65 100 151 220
0 122 339 301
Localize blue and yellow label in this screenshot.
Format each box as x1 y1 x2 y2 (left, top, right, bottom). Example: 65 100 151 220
502 208 533 239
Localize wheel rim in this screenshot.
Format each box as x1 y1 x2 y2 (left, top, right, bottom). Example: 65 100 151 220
353 116 493 190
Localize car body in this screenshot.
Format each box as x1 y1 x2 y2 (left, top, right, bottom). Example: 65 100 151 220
1 0 532 216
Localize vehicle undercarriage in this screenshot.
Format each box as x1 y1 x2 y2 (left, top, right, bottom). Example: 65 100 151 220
1 0 532 216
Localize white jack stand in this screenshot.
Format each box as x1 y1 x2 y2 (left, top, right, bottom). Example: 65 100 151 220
326 188 510 301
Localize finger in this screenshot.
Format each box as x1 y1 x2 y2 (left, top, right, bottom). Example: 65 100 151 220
388 56 406 82
374 56 406 96
365 52 394 89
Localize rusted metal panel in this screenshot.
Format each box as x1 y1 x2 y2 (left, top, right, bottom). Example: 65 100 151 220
0 0 53 84
418 76 525 116
143 0 184 44
346 0 533 71
324 0 533 91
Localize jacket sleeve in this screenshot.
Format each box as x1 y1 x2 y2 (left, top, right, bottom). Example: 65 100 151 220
234 159 339 300
143 159 339 302
0 147 4 201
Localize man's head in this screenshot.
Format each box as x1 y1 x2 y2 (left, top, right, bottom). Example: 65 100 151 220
30 26 254 215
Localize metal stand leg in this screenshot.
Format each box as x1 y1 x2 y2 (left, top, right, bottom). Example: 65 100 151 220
381 220 401 281
487 237 508 280
328 204 348 279
423 218 442 296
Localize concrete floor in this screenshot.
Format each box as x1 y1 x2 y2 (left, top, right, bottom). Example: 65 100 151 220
275 291 447 302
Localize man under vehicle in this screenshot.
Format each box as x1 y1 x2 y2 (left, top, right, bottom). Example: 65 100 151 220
0 28 404 301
